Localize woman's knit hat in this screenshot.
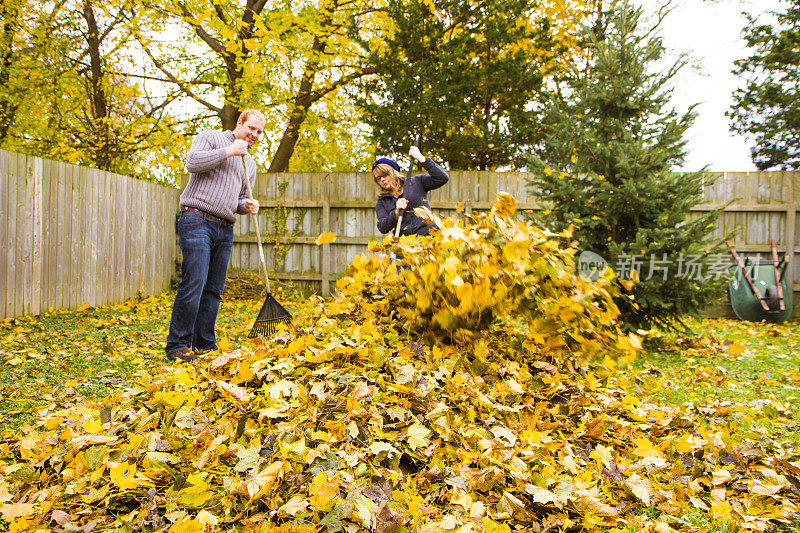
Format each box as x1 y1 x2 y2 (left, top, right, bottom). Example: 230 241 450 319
372 157 401 172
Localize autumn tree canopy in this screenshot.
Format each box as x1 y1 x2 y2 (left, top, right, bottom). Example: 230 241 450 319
358 0 591 170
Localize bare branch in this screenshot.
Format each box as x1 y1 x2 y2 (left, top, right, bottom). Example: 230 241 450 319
139 43 221 114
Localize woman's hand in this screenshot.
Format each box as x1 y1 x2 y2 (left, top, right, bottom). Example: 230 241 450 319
409 145 426 164
395 197 408 216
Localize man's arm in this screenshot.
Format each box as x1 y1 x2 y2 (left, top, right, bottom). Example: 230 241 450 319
237 156 260 214
186 132 249 174
185 132 229 174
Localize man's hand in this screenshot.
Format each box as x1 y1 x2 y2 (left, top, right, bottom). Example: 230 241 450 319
243 198 259 214
395 197 408 217
409 145 426 164
226 139 249 157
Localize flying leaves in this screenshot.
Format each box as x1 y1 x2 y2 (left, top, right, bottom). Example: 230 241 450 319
315 231 337 245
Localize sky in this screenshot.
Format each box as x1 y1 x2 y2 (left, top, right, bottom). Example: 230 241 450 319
657 0 786 172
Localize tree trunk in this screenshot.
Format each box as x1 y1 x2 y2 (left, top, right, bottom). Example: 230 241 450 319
268 102 310 173
83 0 111 171
267 35 325 173
220 102 240 131
0 3 20 144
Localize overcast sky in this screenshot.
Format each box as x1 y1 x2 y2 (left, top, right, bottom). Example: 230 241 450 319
657 0 786 171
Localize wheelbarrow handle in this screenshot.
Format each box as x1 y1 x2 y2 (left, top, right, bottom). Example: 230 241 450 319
727 241 770 312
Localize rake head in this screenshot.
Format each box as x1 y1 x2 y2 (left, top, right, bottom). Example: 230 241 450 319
248 293 293 338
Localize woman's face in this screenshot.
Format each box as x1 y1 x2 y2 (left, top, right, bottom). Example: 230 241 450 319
375 173 394 190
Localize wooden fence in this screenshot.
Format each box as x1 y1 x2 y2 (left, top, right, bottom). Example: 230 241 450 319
204 170 800 315
1 150 180 319
3 156 796 320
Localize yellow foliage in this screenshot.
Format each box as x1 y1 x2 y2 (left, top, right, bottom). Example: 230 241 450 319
0 195 799 532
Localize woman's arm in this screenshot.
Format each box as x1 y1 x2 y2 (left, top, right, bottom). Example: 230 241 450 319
376 197 399 234
418 158 449 191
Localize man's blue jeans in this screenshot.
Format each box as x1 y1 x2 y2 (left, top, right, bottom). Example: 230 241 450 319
166 211 234 356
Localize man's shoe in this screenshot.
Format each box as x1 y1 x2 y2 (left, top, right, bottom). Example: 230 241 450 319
193 346 217 356
166 349 198 363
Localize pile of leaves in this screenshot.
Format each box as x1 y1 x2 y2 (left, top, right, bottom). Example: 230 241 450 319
1 196 799 532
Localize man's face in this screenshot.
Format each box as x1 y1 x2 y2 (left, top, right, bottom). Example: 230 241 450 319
234 116 266 146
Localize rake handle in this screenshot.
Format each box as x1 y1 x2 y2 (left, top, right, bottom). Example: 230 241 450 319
394 133 424 239
242 156 271 294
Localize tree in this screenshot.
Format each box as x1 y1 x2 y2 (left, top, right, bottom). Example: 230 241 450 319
729 0 800 170
358 0 589 170
528 0 724 330
1 0 181 179
0 0 67 146
136 0 382 172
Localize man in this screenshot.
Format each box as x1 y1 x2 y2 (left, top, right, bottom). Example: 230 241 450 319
165 109 265 362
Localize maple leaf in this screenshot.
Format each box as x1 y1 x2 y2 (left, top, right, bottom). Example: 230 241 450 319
405 422 431 451
315 232 337 245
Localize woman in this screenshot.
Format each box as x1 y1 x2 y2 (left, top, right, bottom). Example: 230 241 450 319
373 146 449 237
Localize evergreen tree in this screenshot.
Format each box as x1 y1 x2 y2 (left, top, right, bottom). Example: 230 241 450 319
357 0 572 170
729 0 800 170
528 0 724 330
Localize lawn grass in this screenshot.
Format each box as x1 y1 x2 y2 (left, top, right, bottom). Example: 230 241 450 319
633 316 800 444
0 271 285 430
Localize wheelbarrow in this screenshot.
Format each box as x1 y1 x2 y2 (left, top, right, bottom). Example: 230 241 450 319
727 240 792 323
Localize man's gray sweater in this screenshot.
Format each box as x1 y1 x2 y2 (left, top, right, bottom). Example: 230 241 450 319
180 130 258 222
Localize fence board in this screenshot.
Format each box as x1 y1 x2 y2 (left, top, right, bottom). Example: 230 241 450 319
0 151 7 318
42 158 54 312
13 152 24 317
0 150 180 319
3 152 800 318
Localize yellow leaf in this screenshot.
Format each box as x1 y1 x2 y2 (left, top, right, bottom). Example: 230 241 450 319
492 193 516 218
0 503 36 521
710 501 731 520
631 437 661 458
406 422 431 451
169 517 204 533
109 461 140 490
196 510 219 527
524 485 566 507
625 473 652 503
247 461 285 499
654 522 676 533
82 417 103 434
279 495 309 516
177 474 213 508
315 232 337 245
309 471 340 512
711 469 732 486
628 333 641 349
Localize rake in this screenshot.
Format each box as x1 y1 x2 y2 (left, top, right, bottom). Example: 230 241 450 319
241 156 292 337
394 132 424 238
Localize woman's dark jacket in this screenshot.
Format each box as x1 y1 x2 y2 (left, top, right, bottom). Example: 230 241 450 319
375 158 449 236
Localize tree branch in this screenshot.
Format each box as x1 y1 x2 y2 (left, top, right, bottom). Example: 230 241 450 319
139 43 221 114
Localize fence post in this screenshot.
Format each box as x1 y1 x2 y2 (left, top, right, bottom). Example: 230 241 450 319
785 172 796 300
24 155 43 316
321 175 331 296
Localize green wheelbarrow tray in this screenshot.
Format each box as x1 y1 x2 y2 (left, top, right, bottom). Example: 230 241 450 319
728 259 792 323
